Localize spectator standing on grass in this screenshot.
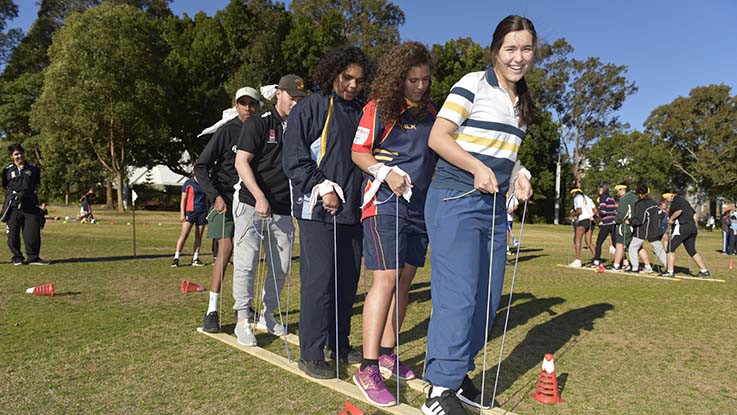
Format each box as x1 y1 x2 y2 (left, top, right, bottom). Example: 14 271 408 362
421 15 534 414
282 46 373 380
661 191 711 278
1 144 49 265
171 175 207 267
195 86 261 333
231 74 306 347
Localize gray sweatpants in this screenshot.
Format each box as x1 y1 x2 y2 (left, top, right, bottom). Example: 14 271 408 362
232 194 293 321
628 236 667 271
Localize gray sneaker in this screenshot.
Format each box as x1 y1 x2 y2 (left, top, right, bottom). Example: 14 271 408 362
234 321 257 346
256 313 285 336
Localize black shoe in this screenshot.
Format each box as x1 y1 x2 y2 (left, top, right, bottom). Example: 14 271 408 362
697 270 711 278
327 345 362 364
422 388 468 415
202 311 220 333
28 258 50 266
456 375 493 409
298 359 335 379
171 258 179 267
12 258 24 266
191 258 204 267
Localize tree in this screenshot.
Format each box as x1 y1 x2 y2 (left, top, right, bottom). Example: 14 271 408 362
0 0 21 68
281 8 344 80
644 84 737 198
288 0 404 60
32 3 168 211
429 37 485 105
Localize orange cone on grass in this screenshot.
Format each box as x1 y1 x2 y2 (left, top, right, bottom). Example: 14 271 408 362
26 282 55 296
338 401 363 415
531 353 565 404
180 279 204 293
729 257 733 270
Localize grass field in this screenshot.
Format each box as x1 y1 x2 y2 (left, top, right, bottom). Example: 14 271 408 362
2 206 736 415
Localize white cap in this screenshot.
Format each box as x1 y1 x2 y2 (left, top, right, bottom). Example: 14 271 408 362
234 87 260 103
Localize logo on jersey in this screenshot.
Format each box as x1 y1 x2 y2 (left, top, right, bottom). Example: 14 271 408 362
401 124 417 130
267 129 277 144
231 145 237 153
353 126 371 145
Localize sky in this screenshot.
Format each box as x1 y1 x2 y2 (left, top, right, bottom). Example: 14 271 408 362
9 0 737 131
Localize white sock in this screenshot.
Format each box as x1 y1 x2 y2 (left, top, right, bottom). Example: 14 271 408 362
174 252 180 259
429 385 449 398
193 252 199 260
207 292 219 314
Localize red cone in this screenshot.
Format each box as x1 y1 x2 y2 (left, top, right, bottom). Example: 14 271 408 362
338 401 363 415
26 282 55 296
531 353 565 404
729 258 733 271
594 264 606 273
180 279 204 293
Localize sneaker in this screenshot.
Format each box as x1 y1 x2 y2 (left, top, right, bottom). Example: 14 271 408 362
171 258 179 267
202 311 220 333
12 258 24 266
353 365 396 406
328 346 362 364
457 375 492 409
622 264 632 272
589 260 601 268
256 313 285 336
378 353 416 380
608 265 623 272
697 270 712 278
298 359 335 379
643 265 654 274
660 271 675 278
191 258 204 267
234 321 257 346
28 258 50 265
422 388 468 415
568 259 582 267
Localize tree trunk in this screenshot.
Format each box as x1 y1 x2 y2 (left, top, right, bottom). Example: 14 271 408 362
116 171 124 212
105 177 114 209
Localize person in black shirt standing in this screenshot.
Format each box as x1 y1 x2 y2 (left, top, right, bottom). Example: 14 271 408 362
231 74 306 346
1 144 49 265
662 191 711 277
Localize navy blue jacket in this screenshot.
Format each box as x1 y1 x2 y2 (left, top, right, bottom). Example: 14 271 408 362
282 92 363 224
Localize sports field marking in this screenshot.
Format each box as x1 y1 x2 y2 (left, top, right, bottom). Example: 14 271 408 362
201 328 517 415
555 264 725 283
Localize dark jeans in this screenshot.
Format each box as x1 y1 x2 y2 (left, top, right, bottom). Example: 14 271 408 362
6 207 42 262
593 223 614 262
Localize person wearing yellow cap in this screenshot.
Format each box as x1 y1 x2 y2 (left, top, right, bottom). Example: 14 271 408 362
569 187 596 267
661 192 711 278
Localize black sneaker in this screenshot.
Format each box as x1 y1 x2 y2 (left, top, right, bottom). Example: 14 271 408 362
422 388 468 415
327 345 362 364
12 258 24 266
456 375 493 409
697 270 711 278
660 271 675 278
171 258 179 267
298 359 335 379
202 311 220 333
191 258 204 267
28 258 50 266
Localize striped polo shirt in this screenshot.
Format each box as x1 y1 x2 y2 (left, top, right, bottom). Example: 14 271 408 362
432 67 525 194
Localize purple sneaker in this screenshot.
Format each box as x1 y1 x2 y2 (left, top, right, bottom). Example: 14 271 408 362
353 365 396 407
379 353 416 380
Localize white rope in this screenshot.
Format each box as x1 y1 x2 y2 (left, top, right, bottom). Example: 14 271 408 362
479 192 498 412
284 229 295 361
394 194 400 401
333 214 340 381
262 214 291 361
491 198 528 408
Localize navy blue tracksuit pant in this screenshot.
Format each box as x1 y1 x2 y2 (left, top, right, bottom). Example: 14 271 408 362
297 219 362 361
423 187 507 389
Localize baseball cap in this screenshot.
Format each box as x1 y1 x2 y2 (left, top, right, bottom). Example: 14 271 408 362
278 74 307 97
234 87 260 103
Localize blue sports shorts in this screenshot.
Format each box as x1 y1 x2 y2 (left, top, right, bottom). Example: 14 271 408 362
362 214 428 270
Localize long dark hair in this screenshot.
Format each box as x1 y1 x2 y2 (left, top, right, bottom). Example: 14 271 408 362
370 41 433 127
313 46 373 98
490 15 537 127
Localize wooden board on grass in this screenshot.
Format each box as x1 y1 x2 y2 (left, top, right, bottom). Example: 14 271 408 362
555 264 725 283
201 328 517 415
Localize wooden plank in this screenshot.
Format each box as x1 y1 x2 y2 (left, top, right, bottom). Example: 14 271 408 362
555 263 725 283
203 328 517 415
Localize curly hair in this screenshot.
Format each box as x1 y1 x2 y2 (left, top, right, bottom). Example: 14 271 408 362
370 41 433 127
312 46 374 98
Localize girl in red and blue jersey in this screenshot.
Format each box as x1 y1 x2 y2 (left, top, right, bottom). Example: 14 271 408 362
351 42 437 406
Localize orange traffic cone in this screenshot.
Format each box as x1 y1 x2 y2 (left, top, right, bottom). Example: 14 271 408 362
338 401 363 415
531 353 565 404
180 279 204 293
594 264 606 273
26 282 55 296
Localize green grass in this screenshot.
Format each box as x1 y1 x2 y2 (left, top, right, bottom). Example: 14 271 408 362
2 207 736 414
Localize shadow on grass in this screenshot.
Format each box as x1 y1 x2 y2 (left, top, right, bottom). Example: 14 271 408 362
478 302 614 409
51 254 171 264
